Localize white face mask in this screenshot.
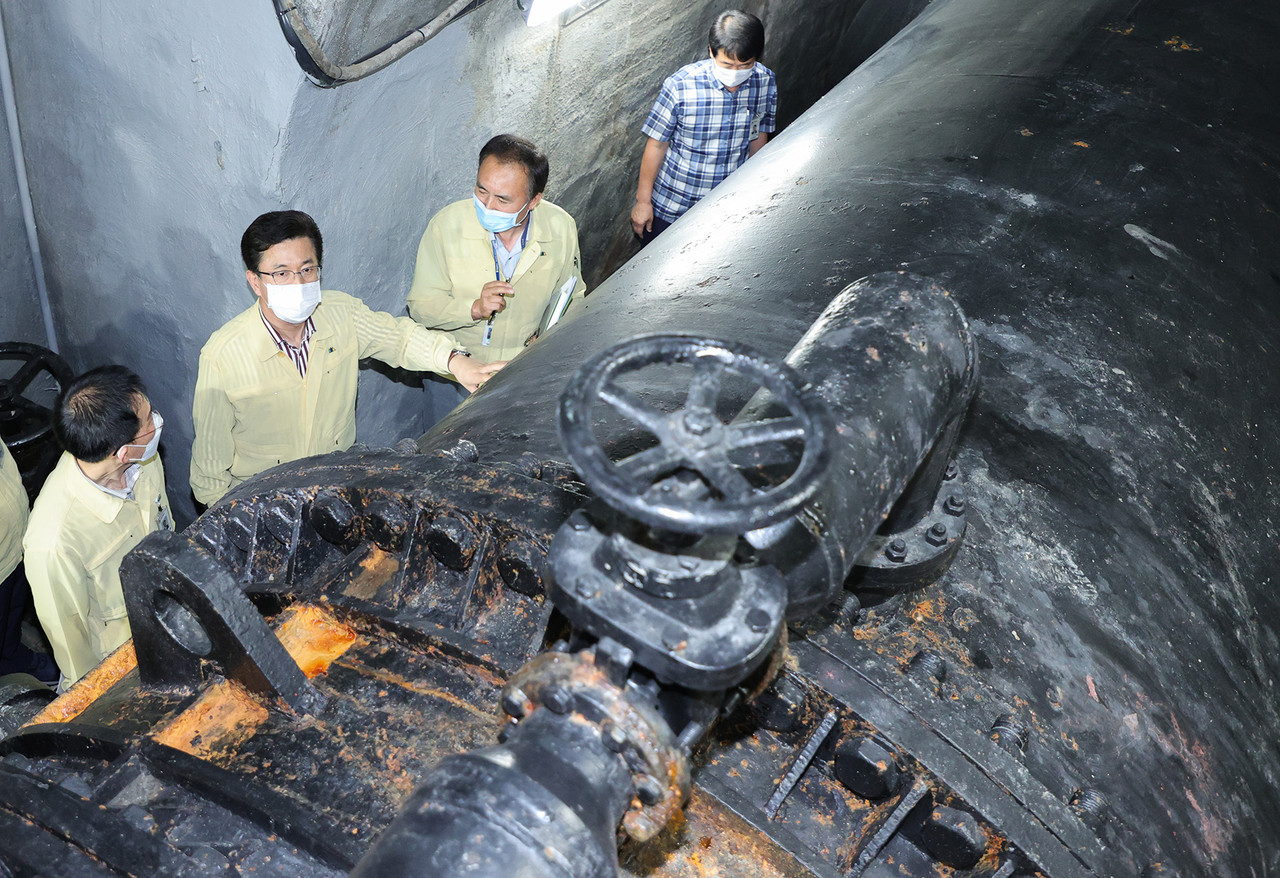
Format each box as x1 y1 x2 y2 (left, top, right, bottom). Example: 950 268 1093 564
712 63 753 88
265 280 322 324
121 411 163 463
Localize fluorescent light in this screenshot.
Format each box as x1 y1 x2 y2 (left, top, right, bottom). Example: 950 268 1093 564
519 0 579 27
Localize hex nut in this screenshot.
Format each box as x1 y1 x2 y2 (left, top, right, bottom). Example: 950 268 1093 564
884 538 908 563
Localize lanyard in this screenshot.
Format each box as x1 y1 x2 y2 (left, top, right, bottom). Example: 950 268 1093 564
483 215 531 346
490 216 532 283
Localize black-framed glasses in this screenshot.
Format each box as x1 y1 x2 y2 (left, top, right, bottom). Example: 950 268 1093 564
257 266 320 284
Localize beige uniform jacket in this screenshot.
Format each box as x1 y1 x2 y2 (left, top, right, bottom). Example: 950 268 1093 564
1 441 28 581
23 451 172 683
191 290 460 505
407 198 585 362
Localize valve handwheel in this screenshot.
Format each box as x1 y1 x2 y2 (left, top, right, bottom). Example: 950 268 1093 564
559 334 831 534
0 342 72 449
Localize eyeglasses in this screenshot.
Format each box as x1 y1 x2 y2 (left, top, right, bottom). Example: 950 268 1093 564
256 266 320 284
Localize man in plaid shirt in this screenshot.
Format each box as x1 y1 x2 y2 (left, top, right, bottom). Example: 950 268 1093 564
631 10 777 244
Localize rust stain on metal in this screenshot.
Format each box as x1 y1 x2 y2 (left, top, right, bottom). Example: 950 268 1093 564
275 604 359 678
344 545 400 600
333 662 498 721
621 787 811 878
25 641 137 727
151 680 269 760
1163 35 1201 51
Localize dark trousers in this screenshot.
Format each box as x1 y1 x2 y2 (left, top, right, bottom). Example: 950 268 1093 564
0 562 50 678
638 215 673 248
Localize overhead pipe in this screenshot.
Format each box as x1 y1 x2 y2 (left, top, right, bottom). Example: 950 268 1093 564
0 7 58 352
273 0 484 87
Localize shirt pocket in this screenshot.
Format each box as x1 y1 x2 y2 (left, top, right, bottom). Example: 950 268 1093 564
85 531 134 625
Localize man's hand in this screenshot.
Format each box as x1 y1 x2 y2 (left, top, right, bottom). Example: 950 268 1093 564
471 281 514 321
451 355 507 393
630 200 654 238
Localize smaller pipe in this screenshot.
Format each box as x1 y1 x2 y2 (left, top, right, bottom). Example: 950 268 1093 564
274 0 480 87
741 271 978 616
0 10 58 353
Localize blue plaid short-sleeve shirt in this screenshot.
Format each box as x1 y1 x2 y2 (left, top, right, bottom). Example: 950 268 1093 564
642 58 777 223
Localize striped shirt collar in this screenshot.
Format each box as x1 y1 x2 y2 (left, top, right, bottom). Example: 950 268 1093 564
259 307 316 377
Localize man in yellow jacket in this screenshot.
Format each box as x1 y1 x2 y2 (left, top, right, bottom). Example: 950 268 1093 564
24 366 173 686
407 134 586 371
1 439 59 684
191 210 504 507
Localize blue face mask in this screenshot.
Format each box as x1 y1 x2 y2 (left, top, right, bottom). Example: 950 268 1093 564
473 194 530 234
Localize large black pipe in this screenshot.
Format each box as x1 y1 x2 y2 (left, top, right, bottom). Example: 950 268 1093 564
419 0 1280 872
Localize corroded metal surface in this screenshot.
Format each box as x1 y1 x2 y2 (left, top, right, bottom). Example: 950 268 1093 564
4 0 1280 874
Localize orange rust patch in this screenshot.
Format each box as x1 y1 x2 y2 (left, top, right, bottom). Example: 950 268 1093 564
1072 140 1091 148
147 605 356 759
344 546 400 600
1019 128 1034 137
152 680 269 759
26 641 137 726
275 604 358 679
1163 35 1201 52
1104 22 1134 35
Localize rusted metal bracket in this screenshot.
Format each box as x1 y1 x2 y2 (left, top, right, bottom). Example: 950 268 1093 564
121 529 325 715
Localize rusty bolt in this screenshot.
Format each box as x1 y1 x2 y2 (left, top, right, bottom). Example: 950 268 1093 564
501 688 531 719
223 506 255 552
542 685 573 714
990 714 1030 756
926 522 948 546
920 805 988 869
601 722 628 753
425 513 479 571
498 537 545 597
834 737 901 800
884 538 908 563
944 459 959 481
1069 788 1108 830
943 494 966 516
755 675 806 733
635 775 664 806
439 439 479 463
261 501 296 546
365 499 412 551
908 649 947 683
497 723 512 744
310 491 357 545
514 451 543 479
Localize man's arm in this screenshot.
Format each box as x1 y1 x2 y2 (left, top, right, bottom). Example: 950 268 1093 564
23 545 91 682
347 293 505 390
748 132 769 156
190 355 237 506
407 220 488 331
631 137 669 237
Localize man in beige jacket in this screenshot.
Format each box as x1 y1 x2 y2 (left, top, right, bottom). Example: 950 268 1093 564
24 366 173 685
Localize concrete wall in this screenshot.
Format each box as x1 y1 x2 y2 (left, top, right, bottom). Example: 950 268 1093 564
0 0 915 524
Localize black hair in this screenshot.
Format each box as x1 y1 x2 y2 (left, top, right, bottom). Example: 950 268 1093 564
240 210 324 272
478 134 550 199
709 10 765 62
53 365 148 462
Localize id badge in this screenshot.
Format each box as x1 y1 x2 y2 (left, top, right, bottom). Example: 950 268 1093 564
749 112 763 141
